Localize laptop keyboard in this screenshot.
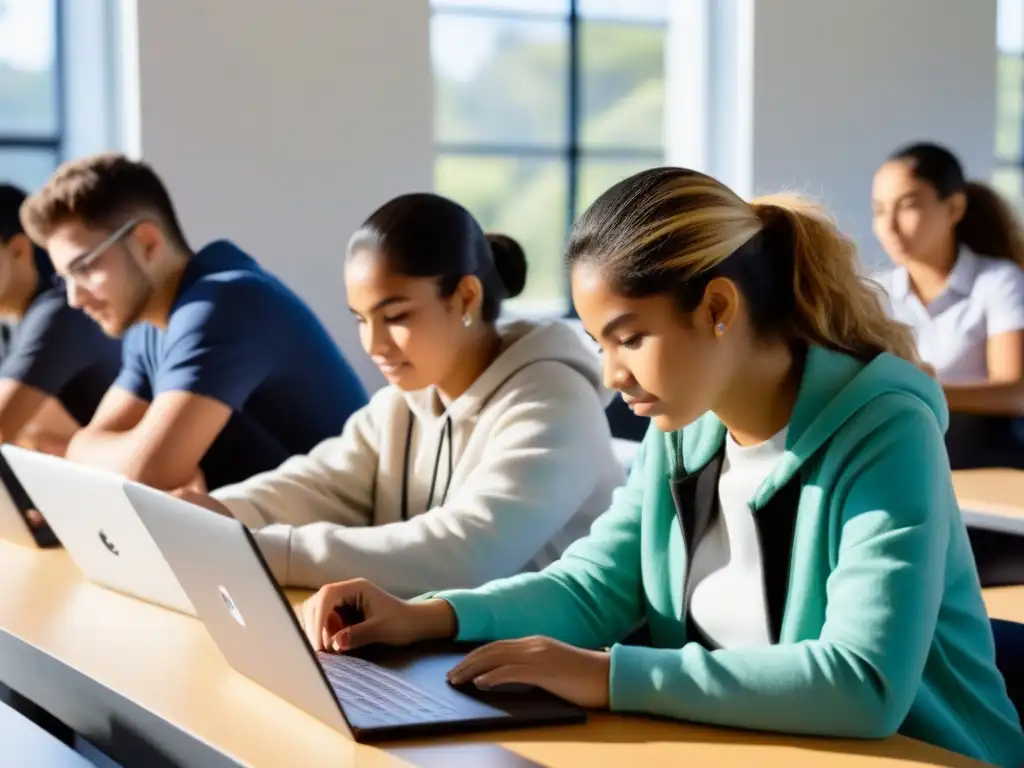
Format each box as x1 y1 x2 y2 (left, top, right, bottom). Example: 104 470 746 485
318 652 462 726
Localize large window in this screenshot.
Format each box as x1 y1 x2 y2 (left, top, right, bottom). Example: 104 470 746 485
432 0 668 313
0 0 62 193
997 0 1024 209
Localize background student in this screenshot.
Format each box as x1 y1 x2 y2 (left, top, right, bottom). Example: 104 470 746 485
0 182 123 537
178 193 623 595
20 153 368 491
299 169 1024 768
0 183 120 451
871 142 1024 467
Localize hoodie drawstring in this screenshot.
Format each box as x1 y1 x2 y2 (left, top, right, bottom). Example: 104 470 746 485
400 413 454 522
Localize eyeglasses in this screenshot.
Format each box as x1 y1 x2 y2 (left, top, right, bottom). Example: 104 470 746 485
53 217 140 290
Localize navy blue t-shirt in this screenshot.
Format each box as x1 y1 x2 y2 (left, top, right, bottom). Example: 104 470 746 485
115 240 367 490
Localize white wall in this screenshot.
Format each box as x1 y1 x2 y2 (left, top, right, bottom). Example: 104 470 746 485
119 0 433 387
668 0 998 269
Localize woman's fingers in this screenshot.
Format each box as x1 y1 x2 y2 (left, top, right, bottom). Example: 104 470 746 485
329 617 381 652
300 595 312 645
472 664 538 690
303 580 370 652
304 593 324 651
453 640 612 708
325 610 343 637
447 639 531 685
308 586 341 651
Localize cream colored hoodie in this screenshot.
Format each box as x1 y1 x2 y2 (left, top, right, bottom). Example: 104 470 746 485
212 320 624 595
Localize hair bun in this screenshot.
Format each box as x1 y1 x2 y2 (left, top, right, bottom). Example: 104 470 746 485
486 233 527 298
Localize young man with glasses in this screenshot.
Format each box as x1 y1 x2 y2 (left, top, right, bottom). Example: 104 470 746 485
20 153 368 492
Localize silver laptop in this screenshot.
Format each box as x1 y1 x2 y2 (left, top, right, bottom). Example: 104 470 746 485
0 464 37 549
122 480 586 742
0 451 63 549
0 446 194 616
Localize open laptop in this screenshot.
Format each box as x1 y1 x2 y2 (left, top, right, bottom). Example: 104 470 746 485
0 446 194 616
0 467 40 550
122 480 586 742
0 451 59 549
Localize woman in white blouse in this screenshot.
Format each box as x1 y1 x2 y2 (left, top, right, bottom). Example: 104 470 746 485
871 142 1024 468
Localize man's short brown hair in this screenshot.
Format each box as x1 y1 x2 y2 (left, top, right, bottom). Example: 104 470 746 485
19 152 189 250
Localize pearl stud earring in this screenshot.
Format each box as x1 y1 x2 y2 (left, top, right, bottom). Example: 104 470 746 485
462 315 472 328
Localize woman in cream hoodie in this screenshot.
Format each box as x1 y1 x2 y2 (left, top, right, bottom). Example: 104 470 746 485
179 193 623 596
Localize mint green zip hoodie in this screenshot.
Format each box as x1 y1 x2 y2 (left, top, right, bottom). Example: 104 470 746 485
431 346 1024 767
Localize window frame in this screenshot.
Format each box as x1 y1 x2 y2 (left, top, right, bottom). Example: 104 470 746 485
995 0 1024 207
0 0 65 180
994 47 1021 194
432 0 667 312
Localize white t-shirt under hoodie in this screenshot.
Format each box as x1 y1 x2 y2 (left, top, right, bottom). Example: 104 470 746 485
212 320 624 596
686 425 789 649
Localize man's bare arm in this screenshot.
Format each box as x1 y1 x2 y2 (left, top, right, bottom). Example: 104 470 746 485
66 389 232 490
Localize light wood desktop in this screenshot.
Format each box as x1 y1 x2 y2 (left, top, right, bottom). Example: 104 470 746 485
0 540 993 768
984 585 1024 623
953 469 1024 535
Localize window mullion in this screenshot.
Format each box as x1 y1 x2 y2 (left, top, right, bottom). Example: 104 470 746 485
566 0 581 232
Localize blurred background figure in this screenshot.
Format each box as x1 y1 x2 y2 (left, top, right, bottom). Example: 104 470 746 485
872 143 1024 468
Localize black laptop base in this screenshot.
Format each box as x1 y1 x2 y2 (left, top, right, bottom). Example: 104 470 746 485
339 641 587 743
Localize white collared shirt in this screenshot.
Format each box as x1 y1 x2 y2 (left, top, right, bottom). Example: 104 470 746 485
873 248 1024 382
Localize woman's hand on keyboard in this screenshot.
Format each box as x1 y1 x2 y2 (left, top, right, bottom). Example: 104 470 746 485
300 578 456 653
446 636 611 709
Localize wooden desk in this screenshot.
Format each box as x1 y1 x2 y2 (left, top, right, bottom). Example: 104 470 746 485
953 469 1024 535
0 540 991 768
985 585 1024 623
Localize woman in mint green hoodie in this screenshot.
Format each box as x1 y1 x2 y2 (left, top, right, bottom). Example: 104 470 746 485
300 168 1024 766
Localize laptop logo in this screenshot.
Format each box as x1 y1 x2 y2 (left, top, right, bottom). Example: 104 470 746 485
219 586 246 627
98 530 119 556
